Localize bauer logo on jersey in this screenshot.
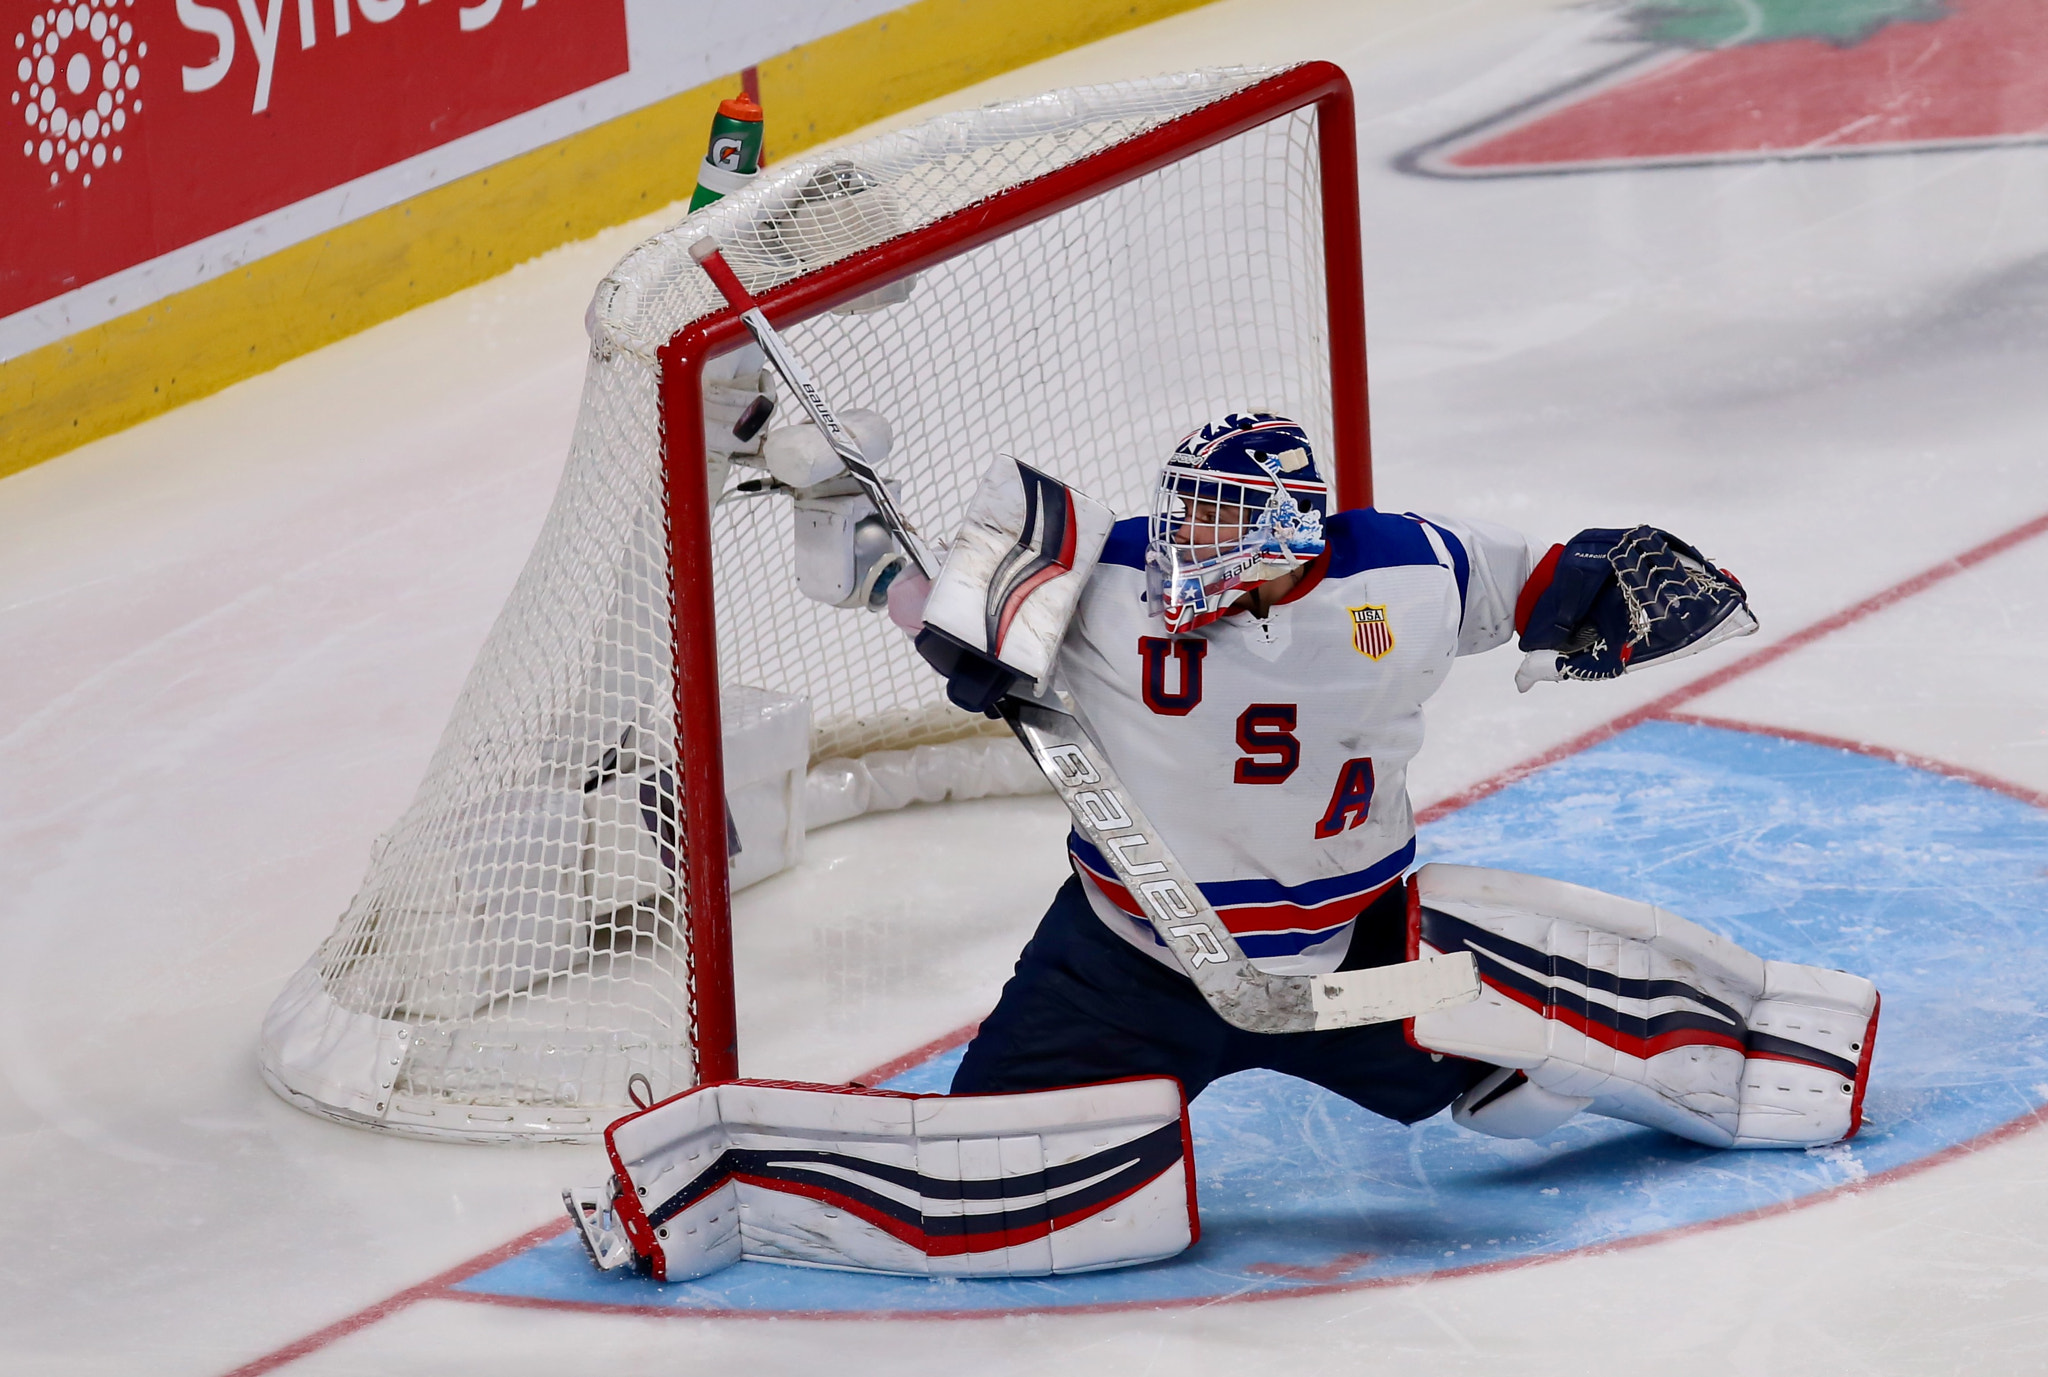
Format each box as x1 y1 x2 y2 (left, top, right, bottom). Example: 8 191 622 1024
1349 604 1394 659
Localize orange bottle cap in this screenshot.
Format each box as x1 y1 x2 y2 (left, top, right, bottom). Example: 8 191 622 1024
718 93 763 123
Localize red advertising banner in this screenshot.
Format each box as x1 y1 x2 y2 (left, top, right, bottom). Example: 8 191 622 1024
3 0 629 319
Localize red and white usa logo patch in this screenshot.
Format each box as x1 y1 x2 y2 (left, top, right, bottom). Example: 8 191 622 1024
1349 604 1393 659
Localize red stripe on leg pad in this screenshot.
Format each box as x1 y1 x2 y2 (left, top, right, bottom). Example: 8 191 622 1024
1845 993 1881 1142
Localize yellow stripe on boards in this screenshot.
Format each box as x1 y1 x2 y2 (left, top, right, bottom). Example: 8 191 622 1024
0 82 737 481
0 0 1219 482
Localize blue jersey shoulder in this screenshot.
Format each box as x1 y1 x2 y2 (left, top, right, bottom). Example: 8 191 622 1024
1101 515 1150 571
1323 508 1471 612
1323 509 1441 576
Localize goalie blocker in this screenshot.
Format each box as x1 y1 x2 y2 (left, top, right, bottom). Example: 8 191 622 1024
913 454 1117 715
1408 864 1880 1149
564 1076 1196 1281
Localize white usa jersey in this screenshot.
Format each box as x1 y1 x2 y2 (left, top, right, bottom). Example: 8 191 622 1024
1057 508 1532 977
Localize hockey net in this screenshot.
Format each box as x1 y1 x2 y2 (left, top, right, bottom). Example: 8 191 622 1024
260 63 1369 1141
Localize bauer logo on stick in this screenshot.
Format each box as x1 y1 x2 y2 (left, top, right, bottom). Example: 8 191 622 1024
1349 604 1393 659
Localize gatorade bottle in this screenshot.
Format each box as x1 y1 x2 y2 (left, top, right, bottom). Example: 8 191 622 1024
690 92 765 211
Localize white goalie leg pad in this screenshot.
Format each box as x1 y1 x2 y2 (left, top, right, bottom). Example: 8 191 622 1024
570 1077 1195 1282
1452 1067 1592 1140
1737 962 1880 1147
1409 864 1879 1149
921 457 1115 688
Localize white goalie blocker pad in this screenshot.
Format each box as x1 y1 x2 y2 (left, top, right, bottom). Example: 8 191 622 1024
1408 864 1879 1149
564 1077 1195 1282
922 457 1116 688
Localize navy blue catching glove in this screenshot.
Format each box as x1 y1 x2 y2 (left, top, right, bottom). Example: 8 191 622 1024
1513 525 1755 689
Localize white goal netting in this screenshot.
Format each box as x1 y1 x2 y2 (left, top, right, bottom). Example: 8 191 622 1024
260 65 1341 1141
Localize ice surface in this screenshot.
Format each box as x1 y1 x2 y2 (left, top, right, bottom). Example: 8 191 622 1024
8 0 2048 1371
458 723 2048 1313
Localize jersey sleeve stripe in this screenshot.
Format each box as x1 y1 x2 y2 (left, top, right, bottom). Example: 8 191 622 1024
1410 515 1472 620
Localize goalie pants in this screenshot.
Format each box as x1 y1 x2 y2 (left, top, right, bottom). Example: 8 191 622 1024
952 874 1488 1121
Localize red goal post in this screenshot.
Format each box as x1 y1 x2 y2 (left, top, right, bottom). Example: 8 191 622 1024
667 61 1372 1083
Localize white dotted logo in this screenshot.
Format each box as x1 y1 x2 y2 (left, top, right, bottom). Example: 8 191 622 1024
14 0 142 189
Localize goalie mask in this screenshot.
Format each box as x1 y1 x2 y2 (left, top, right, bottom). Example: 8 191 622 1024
1147 412 1327 633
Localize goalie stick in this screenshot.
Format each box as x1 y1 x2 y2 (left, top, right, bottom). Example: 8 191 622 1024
689 235 1478 1033
689 236 939 579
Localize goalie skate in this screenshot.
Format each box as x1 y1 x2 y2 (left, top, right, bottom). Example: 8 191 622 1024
562 1180 636 1272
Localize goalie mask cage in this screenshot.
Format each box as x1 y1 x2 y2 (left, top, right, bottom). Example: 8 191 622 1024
260 62 1372 1142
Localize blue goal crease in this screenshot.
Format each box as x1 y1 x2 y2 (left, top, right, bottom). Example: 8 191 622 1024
455 719 2048 1315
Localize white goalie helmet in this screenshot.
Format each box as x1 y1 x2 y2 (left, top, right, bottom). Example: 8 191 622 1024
1146 412 1328 633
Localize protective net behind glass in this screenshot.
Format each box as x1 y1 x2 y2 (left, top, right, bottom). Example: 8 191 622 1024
260 66 1339 1141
